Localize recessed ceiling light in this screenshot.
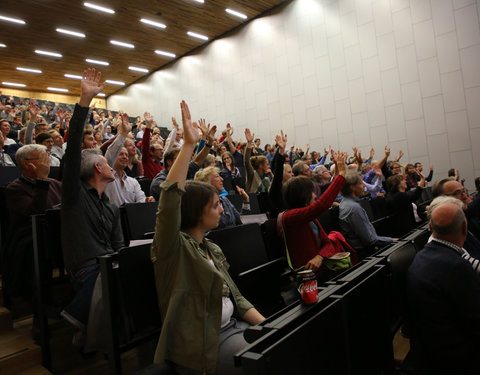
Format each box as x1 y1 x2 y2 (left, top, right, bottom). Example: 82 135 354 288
105 80 125 86
187 31 208 41
155 50 176 58
56 28 86 38
17 67 42 74
226 9 247 20
0 15 26 25
110 40 135 49
140 18 166 29
0 43 6 48
83 2 115 14
129 66 149 73
64 74 83 79
2 82 26 87
97 93 106 97
191 0 204 3
35 49 62 58
48 87 69 92
85 58 109 66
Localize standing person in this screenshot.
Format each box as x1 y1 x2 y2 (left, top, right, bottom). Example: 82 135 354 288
141 112 164 180
60 69 124 342
151 100 265 374
244 129 272 194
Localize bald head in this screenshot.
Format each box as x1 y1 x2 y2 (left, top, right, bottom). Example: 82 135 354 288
430 202 467 246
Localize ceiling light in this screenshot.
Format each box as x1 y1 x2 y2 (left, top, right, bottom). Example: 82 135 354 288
105 80 125 86
140 18 166 29
155 50 176 58
129 66 149 73
85 58 109 66
48 87 69 92
191 0 204 3
64 74 83 79
0 43 6 48
187 31 208 41
56 28 86 38
110 40 135 49
226 9 247 20
17 67 42 74
83 2 115 14
97 93 106 97
35 49 62 58
0 15 26 25
2 82 26 87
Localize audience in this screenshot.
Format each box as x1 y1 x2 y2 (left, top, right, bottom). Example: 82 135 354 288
244 128 272 194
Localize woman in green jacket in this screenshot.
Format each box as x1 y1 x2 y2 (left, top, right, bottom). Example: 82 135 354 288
151 100 265 375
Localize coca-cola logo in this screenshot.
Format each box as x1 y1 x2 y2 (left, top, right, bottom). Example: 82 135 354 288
302 280 317 294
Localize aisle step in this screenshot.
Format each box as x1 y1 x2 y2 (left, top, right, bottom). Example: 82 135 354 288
0 306 13 333
17 365 52 375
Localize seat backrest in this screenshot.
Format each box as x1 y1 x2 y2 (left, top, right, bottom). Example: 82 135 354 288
248 193 261 214
226 194 243 212
413 229 431 252
206 223 269 278
261 218 284 260
121 201 158 244
0 166 20 186
117 243 161 340
358 199 374 222
370 196 389 221
136 177 152 196
317 205 340 233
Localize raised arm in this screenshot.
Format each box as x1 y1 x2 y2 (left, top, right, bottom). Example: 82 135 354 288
243 128 255 182
141 112 154 165
105 113 131 167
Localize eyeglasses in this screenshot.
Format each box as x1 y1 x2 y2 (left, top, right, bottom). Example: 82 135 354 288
447 189 467 197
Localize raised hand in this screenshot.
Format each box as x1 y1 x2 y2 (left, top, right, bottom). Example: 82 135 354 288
118 113 132 135
29 99 39 119
226 123 233 137
79 68 106 107
171 116 178 129
206 124 217 145
333 150 347 176
384 146 391 157
180 101 200 146
429 164 433 171
324 144 331 156
275 130 287 153
198 118 208 139
369 147 375 159
144 112 154 128
245 128 254 143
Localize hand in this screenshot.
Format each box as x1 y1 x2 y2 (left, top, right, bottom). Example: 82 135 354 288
384 146 390 157
118 113 132 136
245 128 254 143
180 101 200 146
369 147 375 159
392 238 400 242
0 131 4 148
333 150 347 176
198 118 208 139
79 68 106 107
290 144 295 152
306 144 310 150
145 196 156 202
429 164 433 171
31 152 50 179
266 168 274 178
357 151 362 163
29 99 39 119
275 130 287 154
172 116 178 129
206 124 217 145
305 255 323 272
236 186 249 203
144 112 154 128
226 123 233 137
324 145 331 156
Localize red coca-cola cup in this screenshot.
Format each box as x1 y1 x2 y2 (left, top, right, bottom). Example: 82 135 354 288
297 270 318 304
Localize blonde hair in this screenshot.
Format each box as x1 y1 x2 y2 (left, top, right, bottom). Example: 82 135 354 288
194 166 220 184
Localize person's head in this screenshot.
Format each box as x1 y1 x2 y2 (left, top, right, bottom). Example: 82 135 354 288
341 172 365 198
414 162 423 172
48 130 63 147
430 202 467 247
312 165 331 183
448 168 456 177
94 130 103 143
443 179 470 208
49 122 60 132
202 154 216 169
301 153 313 165
217 144 227 156
475 177 480 193
150 143 164 162
35 132 54 151
164 148 180 170
427 196 464 220
250 155 269 175
175 129 183 142
124 138 137 157
221 151 235 169
254 138 261 147
15 144 49 176
283 176 316 209
180 181 223 231
431 177 453 198
0 120 10 136
13 115 22 127
114 147 129 170
292 161 312 178
82 130 96 149
386 174 406 194
35 122 48 134
194 166 224 192
405 163 415 175
80 148 114 183
283 164 294 184
18 127 26 144
105 125 112 134
390 162 402 175
264 144 271 153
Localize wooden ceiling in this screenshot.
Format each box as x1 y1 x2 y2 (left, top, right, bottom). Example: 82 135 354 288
0 0 286 98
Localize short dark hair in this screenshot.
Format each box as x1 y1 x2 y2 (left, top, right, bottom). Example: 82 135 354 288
414 162 421 168
250 155 267 170
341 172 361 196
386 174 404 195
164 147 180 167
448 168 455 177
35 132 53 144
181 181 217 230
282 176 314 209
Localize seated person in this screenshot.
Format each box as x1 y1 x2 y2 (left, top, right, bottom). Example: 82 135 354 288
386 174 425 238
35 133 61 166
124 137 143 177
219 151 241 190
278 151 347 273
3 144 62 296
407 202 480 374
194 166 250 229
244 129 271 194
151 100 264 374
339 172 395 255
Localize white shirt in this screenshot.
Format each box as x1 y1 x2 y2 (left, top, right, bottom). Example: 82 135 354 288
4 138 15 146
105 170 146 207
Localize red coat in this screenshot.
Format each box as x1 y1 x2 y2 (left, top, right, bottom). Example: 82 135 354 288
279 175 345 270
